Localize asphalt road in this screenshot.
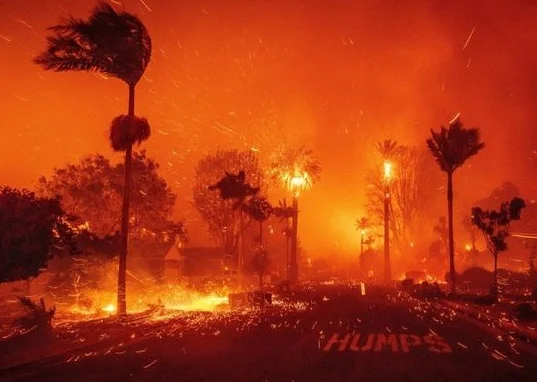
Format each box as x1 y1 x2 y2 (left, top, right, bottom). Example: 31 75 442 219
2 284 536 381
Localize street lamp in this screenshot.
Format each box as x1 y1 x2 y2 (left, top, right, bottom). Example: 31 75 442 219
287 171 310 283
383 160 392 282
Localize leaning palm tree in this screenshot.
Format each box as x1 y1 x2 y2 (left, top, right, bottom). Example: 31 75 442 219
426 117 484 293
34 2 152 315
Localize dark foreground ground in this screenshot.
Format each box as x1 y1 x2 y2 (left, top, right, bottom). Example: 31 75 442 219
1 283 537 382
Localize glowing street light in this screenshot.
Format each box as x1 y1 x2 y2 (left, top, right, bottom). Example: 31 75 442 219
285 171 311 283
284 171 311 198
383 160 392 181
270 147 321 283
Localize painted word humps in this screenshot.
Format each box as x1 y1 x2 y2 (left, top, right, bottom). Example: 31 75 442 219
323 333 453 353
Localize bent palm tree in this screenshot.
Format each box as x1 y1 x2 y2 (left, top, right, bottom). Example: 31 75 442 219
34 2 152 315
427 117 484 293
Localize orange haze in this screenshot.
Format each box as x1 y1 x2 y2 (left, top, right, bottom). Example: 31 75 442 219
1 0 537 255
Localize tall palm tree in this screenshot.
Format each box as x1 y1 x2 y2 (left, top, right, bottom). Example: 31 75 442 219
376 139 402 282
270 147 321 282
273 199 295 279
427 117 484 293
34 2 152 315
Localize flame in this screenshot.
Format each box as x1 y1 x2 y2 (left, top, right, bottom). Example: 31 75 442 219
383 160 392 181
56 281 232 323
102 303 116 313
280 169 311 197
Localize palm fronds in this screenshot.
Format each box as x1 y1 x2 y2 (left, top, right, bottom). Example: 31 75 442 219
355 217 370 231
376 139 404 160
109 114 151 152
273 198 295 220
269 146 321 192
242 196 273 222
34 2 151 85
426 117 485 173
14 297 55 331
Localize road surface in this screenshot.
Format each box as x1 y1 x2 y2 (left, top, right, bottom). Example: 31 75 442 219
1 284 536 381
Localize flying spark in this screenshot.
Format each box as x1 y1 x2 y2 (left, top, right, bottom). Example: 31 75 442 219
463 26 476 50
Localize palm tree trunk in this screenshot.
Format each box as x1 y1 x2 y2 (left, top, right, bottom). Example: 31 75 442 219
117 83 135 316
447 171 456 293
384 184 391 282
290 197 299 283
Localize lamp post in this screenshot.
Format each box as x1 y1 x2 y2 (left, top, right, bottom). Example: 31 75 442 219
289 174 307 283
383 160 392 283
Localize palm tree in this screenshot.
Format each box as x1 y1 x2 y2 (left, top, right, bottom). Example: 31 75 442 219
376 139 403 161
427 117 484 293
209 170 260 281
376 139 402 282
34 2 152 315
354 217 370 266
273 199 295 279
270 147 321 282
242 196 273 290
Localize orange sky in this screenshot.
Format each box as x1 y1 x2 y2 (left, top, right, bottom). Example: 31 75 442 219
1 0 537 254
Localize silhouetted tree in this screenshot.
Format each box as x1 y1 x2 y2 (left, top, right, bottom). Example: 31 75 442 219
194 149 263 258
471 197 525 296
34 2 152 315
0 187 77 283
209 170 260 209
273 198 295 278
427 117 485 292
243 196 273 289
366 146 441 254
14 297 56 336
433 216 448 255
37 151 179 238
